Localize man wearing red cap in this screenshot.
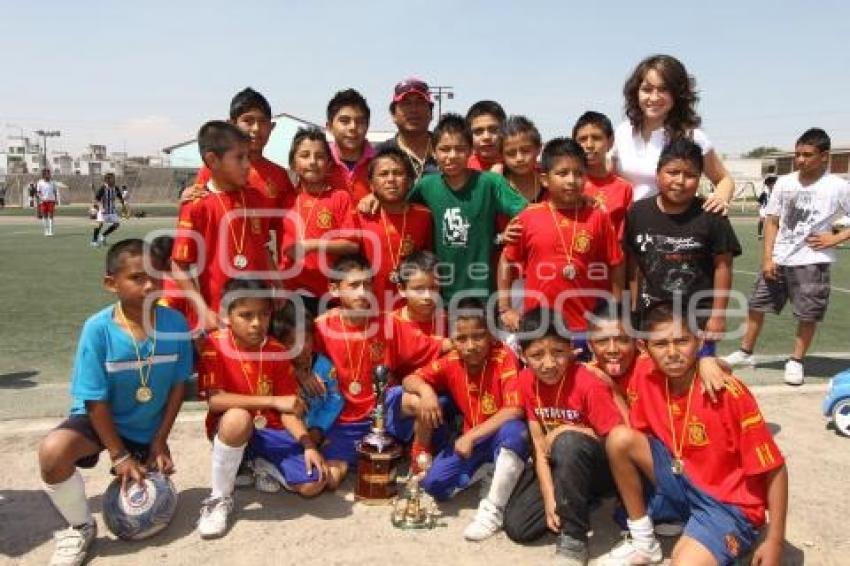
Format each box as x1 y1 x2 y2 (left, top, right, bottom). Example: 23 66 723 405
378 77 440 182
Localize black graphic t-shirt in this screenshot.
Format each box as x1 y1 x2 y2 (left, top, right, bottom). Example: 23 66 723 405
625 197 742 313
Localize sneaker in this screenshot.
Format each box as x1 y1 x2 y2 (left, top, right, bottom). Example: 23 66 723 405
555 533 589 566
463 498 503 541
49 521 97 566
253 458 291 492
784 359 804 386
197 495 234 539
233 460 254 488
653 522 684 537
98 235 105 245
604 536 663 565
723 350 755 368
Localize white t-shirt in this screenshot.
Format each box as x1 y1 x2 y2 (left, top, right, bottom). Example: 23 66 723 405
765 172 850 266
613 121 713 202
36 179 58 202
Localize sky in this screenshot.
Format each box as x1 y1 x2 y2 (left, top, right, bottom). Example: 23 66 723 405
2 0 850 158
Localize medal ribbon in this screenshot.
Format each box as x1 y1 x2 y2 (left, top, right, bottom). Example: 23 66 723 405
380 206 409 276
117 303 157 400
464 359 490 428
547 202 579 274
211 188 248 260
230 331 268 423
665 372 698 469
339 313 369 394
534 370 569 435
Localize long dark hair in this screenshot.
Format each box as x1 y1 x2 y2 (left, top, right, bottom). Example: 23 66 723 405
623 54 701 141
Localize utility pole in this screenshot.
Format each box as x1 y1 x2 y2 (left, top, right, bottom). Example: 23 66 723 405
34 129 60 171
428 86 455 118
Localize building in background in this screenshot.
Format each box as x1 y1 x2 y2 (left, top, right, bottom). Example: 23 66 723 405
4 136 43 173
767 147 850 178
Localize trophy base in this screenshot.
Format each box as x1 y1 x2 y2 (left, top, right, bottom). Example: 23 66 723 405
391 511 438 530
355 434 402 504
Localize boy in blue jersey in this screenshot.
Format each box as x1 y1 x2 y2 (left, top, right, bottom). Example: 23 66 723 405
38 239 194 566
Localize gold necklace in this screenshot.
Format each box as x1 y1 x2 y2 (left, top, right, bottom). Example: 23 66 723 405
534 370 569 435
464 359 490 428
211 188 249 269
117 303 157 404
381 205 409 284
548 202 580 280
339 313 369 396
665 373 697 475
229 331 269 428
397 135 432 180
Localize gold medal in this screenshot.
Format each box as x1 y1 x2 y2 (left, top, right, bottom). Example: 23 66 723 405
562 263 577 280
135 386 153 403
253 414 268 429
349 381 363 395
671 458 684 475
233 254 248 269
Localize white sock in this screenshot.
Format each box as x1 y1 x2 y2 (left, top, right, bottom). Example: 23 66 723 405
627 515 657 550
43 470 92 527
210 435 246 499
43 217 49 231
484 448 525 510
49 218 54 233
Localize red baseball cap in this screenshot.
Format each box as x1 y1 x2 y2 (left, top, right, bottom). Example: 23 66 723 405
392 77 432 104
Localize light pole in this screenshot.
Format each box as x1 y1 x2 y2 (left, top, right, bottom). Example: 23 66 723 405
34 129 61 171
428 86 455 118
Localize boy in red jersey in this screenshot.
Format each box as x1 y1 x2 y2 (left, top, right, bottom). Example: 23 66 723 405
150 235 202 337
279 127 359 314
326 89 375 202
172 122 275 332
393 250 447 338
573 112 634 241
498 137 624 354
314 255 449 480
192 88 295 211
503 307 624 565
357 147 432 310
466 100 507 173
604 304 788 566
402 297 527 542
196 278 319 539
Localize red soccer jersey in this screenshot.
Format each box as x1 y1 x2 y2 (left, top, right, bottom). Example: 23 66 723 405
414 343 521 432
327 142 374 203
279 187 358 298
158 276 199 333
198 329 296 438
628 365 785 527
585 173 633 241
467 153 503 172
357 205 432 309
172 187 272 314
502 202 624 331
519 365 623 436
314 308 444 423
392 306 448 338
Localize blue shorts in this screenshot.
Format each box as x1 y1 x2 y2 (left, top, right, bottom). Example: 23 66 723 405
383 385 456 451
249 429 321 487
421 419 529 501
646 437 759 565
321 420 372 465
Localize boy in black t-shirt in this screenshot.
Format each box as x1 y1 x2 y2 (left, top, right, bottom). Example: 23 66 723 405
624 139 741 354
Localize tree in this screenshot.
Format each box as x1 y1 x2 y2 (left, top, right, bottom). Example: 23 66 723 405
743 146 782 159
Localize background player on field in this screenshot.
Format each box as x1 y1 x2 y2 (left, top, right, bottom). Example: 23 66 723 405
36 168 58 236
91 172 126 248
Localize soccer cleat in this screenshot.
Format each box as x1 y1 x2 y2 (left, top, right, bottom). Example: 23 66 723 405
233 460 254 488
90 241 99 248
98 235 106 245
604 536 663 565
555 533 589 565
723 350 755 368
253 458 291 492
462 498 503 541
197 496 234 539
784 359 804 386
49 521 96 566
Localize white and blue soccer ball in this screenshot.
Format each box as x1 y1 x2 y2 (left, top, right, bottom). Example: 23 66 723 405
103 472 178 540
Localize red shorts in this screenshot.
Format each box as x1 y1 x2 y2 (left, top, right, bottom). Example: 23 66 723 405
39 201 56 215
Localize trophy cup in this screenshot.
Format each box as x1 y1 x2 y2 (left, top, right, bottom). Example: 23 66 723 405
355 365 403 504
391 452 439 529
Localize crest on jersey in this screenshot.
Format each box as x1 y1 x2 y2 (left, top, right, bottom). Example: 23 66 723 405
688 420 709 446
481 392 497 415
573 230 592 254
317 209 333 229
400 234 415 257
370 341 386 363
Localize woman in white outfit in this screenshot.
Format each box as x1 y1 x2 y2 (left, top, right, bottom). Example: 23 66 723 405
613 54 733 213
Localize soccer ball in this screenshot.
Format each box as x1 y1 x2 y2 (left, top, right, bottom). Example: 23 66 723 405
102 472 178 540
88 206 98 220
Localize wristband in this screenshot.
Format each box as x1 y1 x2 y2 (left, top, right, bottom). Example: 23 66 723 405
110 453 132 472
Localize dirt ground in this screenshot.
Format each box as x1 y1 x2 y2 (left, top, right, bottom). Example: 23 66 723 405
0 384 846 565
